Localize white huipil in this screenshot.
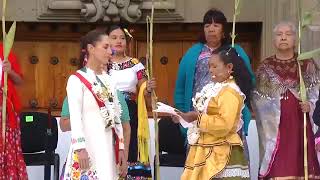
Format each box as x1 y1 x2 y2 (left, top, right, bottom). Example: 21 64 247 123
63 68 124 180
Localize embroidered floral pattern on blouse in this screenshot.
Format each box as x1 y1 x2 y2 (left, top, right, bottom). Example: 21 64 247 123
71 137 85 145
108 58 137 70
108 58 148 81
137 69 147 80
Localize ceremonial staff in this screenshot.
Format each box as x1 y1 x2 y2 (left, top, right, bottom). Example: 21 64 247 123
2 0 17 152
146 1 160 179
296 0 320 178
231 0 241 48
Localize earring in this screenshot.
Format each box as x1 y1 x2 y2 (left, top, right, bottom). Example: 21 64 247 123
227 70 233 80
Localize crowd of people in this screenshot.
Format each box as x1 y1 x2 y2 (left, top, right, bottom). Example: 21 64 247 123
0 8 320 180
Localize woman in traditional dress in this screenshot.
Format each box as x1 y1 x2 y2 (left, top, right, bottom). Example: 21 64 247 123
60 94 131 178
0 43 27 180
63 30 126 179
174 9 255 155
107 25 156 180
59 91 131 179
59 52 131 179
175 48 252 179
252 22 320 179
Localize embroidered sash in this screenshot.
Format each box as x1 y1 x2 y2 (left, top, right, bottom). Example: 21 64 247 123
74 72 120 164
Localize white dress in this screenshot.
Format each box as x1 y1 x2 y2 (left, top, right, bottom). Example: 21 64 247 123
63 68 124 180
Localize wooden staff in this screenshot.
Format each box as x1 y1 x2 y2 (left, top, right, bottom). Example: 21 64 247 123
146 3 160 179
1 0 17 153
295 0 320 178
2 0 8 153
231 0 241 48
297 0 308 178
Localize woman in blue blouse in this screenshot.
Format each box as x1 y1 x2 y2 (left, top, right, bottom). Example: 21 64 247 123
174 8 255 152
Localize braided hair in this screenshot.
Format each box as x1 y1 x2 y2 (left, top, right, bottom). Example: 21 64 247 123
79 30 107 68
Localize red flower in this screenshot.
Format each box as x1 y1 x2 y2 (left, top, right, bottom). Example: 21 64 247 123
72 162 80 170
137 70 143 80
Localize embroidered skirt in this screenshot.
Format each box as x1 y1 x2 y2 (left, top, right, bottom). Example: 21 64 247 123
0 114 28 180
182 145 249 180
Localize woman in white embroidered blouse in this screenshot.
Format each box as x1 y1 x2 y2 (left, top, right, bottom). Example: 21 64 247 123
63 30 126 180
107 25 156 179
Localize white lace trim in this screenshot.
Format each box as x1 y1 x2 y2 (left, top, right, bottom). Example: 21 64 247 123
187 121 200 145
215 166 250 178
192 81 245 114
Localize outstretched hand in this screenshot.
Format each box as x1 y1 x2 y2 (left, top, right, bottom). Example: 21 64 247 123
175 110 199 123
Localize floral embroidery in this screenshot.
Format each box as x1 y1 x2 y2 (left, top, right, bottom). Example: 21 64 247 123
107 58 138 71
64 151 99 180
137 69 147 80
71 137 85 145
91 73 122 129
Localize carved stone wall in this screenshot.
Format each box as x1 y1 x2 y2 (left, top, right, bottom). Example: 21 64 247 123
33 0 184 22
37 0 143 22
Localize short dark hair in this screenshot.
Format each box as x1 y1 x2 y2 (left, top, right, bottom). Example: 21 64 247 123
198 8 231 45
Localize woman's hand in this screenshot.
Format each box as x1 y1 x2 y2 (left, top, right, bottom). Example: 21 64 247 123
76 149 90 170
171 114 180 124
2 60 23 85
176 111 199 123
299 101 311 113
146 78 156 93
2 60 12 73
118 150 128 177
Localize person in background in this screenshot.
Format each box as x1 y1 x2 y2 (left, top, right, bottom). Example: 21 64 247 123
174 8 255 163
0 43 27 180
107 25 156 180
176 49 252 179
252 21 320 179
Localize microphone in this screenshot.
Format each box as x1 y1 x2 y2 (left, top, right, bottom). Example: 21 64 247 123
111 49 116 56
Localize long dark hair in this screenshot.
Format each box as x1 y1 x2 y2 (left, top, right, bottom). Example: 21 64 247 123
79 30 106 68
199 8 231 45
218 48 253 104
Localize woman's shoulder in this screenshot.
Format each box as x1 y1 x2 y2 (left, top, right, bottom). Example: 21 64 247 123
185 43 204 53
219 83 244 99
179 43 204 65
109 57 145 71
